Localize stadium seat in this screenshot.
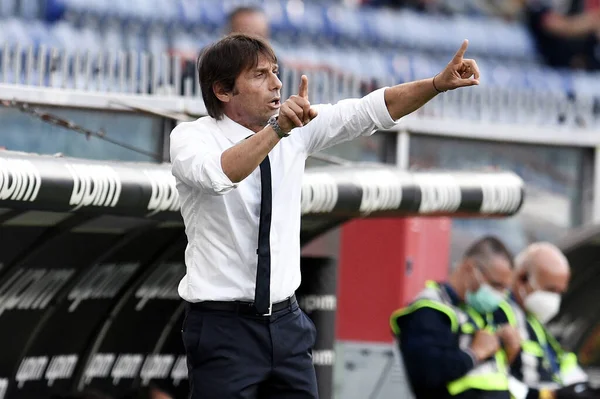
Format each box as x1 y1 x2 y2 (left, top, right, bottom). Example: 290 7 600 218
0 0 17 18
1 0 599 113
1 18 34 47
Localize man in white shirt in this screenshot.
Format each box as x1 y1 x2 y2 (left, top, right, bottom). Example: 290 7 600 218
170 33 480 399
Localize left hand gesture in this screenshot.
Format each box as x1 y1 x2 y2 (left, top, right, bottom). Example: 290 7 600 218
434 39 480 92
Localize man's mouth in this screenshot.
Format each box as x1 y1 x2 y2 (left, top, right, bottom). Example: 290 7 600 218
269 98 281 108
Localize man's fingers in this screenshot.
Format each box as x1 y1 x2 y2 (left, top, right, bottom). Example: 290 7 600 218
287 99 305 119
298 75 309 99
462 79 479 87
282 108 303 128
281 103 303 128
465 59 480 80
289 95 311 124
308 107 318 120
301 102 311 124
452 39 469 63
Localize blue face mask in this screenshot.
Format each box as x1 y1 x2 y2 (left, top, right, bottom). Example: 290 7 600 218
466 283 504 314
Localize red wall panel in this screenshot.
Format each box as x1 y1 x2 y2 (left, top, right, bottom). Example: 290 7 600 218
336 217 451 343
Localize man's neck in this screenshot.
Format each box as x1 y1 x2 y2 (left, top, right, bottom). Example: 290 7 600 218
512 285 525 309
224 111 265 134
447 274 466 302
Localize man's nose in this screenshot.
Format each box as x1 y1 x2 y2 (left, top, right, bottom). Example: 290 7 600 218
271 72 282 91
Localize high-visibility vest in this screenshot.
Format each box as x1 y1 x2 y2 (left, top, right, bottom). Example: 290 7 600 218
390 281 510 398
497 299 588 393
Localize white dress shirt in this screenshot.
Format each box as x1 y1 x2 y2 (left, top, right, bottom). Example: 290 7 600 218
170 87 396 303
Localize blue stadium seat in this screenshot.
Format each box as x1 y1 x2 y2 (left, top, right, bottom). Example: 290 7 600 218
151 0 179 24
177 0 203 26
200 0 226 30
387 53 412 83
1 18 34 47
0 0 17 17
0 0 597 100
100 20 124 52
571 71 600 97
285 1 326 41
84 0 110 17
147 25 170 55
324 3 369 45
264 0 289 38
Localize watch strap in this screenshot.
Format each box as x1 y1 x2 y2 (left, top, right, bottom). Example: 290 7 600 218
268 115 289 139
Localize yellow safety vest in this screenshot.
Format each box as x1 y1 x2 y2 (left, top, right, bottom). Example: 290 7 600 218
390 281 510 397
497 300 584 388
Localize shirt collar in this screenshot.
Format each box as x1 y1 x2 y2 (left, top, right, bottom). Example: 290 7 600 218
441 282 462 307
216 114 258 144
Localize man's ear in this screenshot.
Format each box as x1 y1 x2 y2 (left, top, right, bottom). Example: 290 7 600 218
213 82 231 103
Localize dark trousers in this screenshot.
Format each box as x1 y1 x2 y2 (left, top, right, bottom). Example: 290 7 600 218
182 300 319 399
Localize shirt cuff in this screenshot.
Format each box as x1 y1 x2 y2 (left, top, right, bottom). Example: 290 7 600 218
462 348 479 368
508 376 532 399
364 87 397 130
203 152 237 194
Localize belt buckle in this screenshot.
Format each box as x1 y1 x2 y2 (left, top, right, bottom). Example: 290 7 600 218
262 303 272 317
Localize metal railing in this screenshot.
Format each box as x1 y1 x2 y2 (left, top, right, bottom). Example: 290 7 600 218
0 44 598 132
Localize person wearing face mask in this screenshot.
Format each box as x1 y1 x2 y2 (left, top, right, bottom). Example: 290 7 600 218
493 242 599 399
390 236 521 399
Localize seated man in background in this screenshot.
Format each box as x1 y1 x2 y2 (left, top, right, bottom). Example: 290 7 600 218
390 236 521 399
493 242 599 399
523 0 600 70
226 5 270 39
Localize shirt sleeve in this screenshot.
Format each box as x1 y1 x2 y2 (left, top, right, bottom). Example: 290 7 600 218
169 122 237 195
397 307 477 390
295 87 397 155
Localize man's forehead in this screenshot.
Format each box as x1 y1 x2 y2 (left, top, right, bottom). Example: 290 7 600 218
487 254 512 271
534 265 569 282
254 56 277 69
487 256 513 282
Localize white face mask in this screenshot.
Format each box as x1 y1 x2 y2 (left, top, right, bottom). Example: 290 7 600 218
523 290 562 324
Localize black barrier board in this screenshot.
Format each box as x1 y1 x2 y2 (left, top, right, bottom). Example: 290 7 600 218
136 304 188 399
0 151 525 223
0 231 122 398
297 257 337 399
78 243 185 397
0 225 48 271
6 228 182 398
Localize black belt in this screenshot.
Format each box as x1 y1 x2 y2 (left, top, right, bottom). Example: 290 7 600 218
188 294 297 317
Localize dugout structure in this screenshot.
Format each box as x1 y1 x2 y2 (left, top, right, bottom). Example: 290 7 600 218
0 150 524 398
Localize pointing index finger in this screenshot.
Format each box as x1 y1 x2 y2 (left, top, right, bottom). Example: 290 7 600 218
299 75 309 99
453 39 469 62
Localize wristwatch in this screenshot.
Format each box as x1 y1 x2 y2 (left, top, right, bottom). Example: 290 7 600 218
268 115 289 139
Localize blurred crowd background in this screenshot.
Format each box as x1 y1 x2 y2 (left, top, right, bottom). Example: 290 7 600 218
4 0 600 80
367 0 600 71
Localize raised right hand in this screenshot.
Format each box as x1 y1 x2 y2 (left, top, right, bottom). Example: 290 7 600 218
277 74 318 134
470 329 500 362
